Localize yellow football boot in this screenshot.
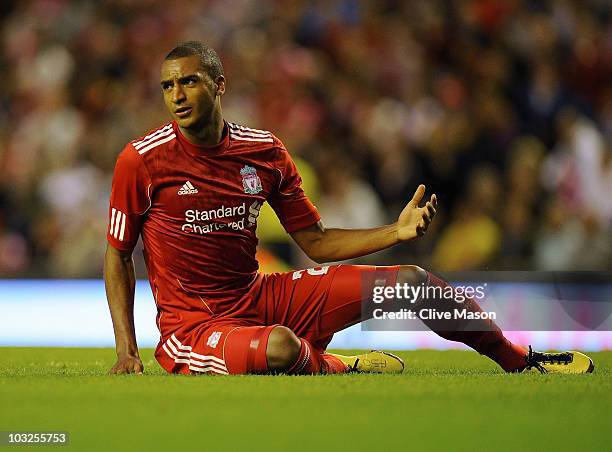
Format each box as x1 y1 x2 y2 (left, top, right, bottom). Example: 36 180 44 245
522 346 594 374
327 350 405 374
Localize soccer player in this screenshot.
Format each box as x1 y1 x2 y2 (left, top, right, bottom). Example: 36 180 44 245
104 41 593 376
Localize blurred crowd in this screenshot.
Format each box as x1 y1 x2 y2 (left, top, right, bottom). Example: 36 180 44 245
0 0 610 277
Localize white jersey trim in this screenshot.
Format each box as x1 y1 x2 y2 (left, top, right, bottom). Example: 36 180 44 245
230 129 272 139
228 122 274 143
137 133 176 154
134 126 174 150
131 123 176 155
228 122 271 135
133 123 172 147
230 134 274 143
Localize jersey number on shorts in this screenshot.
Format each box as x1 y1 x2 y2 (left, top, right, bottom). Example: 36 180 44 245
292 266 330 280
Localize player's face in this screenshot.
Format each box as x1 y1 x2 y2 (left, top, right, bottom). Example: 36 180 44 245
160 56 223 130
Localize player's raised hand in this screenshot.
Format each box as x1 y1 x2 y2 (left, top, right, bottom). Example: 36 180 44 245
396 184 437 242
109 354 144 375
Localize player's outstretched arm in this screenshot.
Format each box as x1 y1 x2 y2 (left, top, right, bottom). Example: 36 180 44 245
104 244 143 375
291 185 437 263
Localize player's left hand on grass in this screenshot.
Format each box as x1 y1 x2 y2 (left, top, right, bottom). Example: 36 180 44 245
396 184 437 242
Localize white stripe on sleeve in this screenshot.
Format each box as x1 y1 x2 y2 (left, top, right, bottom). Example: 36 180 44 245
110 208 117 235
113 211 122 238
118 211 126 241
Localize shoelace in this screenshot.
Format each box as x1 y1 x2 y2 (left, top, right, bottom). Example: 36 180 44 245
524 346 573 373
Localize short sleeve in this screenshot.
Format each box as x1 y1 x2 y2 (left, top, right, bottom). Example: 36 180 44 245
268 143 320 234
107 144 152 251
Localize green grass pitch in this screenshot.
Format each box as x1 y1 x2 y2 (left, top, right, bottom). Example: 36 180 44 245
1 348 610 451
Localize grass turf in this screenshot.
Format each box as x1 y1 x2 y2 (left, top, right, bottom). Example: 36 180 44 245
0 348 610 451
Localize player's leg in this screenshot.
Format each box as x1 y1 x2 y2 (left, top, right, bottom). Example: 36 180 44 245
261 264 592 373
258 265 395 347
318 264 567 372
325 264 565 372
258 265 404 374
266 325 348 374
398 267 593 373
266 326 300 369
155 323 347 375
396 266 528 372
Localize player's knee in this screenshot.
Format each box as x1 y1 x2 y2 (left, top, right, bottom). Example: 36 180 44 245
266 326 301 371
397 265 428 286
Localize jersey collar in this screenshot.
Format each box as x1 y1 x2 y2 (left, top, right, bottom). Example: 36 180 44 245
174 120 230 156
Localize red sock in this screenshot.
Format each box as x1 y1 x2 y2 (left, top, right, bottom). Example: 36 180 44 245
287 338 348 374
424 272 528 372
321 353 350 373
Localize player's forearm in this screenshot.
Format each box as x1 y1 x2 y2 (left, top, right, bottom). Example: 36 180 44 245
300 222 400 263
103 245 139 356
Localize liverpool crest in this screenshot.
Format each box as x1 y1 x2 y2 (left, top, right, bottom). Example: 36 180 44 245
240 165 262 194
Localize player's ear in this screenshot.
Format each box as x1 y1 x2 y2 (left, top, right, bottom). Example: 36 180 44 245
215 76 226 96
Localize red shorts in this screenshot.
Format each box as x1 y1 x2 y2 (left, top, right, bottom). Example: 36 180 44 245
155 264 399 375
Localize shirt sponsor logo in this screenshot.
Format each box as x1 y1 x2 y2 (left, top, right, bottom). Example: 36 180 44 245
182 203 250 234
240 165 262 195
185 203 246 222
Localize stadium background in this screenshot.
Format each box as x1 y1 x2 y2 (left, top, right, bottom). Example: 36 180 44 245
0 0 610 350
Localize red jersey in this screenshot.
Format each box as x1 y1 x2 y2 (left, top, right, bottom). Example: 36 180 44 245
107 121 320 334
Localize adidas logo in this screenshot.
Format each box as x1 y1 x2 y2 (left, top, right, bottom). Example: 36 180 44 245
178 181 198 195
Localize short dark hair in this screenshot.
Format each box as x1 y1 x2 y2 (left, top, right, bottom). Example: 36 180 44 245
164 41 224 80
